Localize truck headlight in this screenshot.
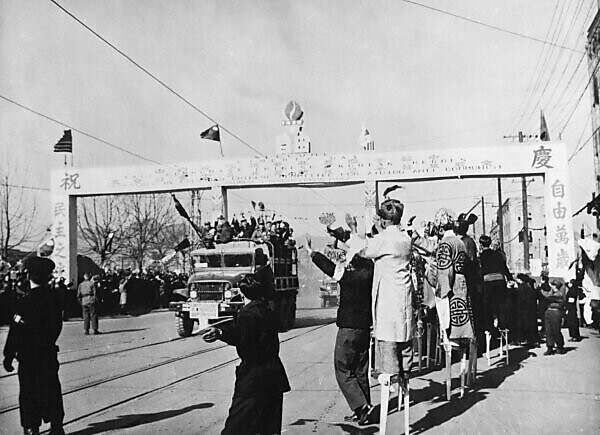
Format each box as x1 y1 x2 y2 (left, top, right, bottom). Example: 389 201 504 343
190 290 198 299
224 290 232 299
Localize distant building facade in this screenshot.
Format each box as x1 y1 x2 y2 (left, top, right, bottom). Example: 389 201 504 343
586 7 600 228
489 195 547 273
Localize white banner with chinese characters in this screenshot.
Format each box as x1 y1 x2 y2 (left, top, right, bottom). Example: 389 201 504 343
50 142 575 281
540 144 576 279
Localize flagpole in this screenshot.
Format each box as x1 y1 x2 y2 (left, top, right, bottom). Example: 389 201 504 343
218 125 224 157
63 153 67 167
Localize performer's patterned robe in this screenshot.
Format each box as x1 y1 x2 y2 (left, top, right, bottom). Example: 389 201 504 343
436 231 475 339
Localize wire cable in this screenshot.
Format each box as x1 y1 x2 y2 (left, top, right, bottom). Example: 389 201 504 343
400 0 583 53
49 0 264 158
568 125 599 162
524 0 585 130
559 56 600 135
0 94 160 164
509 0 561 133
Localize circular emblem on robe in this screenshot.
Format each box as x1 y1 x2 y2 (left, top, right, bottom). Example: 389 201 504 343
437 242 453 270
450 298 469 327
455 251 467 273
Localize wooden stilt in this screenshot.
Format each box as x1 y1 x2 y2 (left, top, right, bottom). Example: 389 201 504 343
485 330 491 366
403 378 410 435
416 333 423 373
445 344 452 401
499 329 509 365
378 373 391 435
459 346 467 398
467 338 477 385
425 322 432 368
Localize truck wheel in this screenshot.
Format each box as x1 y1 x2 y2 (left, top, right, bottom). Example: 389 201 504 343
176 314 194 337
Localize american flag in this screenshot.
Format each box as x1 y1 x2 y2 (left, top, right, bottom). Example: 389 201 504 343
53 130 72 153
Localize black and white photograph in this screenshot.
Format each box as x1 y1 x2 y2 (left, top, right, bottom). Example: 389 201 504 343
1 1 599 434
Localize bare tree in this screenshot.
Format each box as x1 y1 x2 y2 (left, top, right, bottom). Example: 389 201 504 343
78 196 127 265
0 171 37 258
122 194 174 269
153 222 188 259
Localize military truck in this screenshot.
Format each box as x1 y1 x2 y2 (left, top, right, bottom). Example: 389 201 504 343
169 239 299 336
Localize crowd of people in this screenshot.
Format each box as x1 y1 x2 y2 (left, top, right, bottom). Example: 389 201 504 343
2 198 599 434
198 210 296 252
0 263 189 326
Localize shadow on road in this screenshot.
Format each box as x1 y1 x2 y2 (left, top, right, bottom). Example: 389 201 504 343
94 328 148 335
406 346 533 434
67 402 214 435
293 315 336 329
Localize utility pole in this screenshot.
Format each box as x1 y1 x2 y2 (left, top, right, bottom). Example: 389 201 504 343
521 177 530 271
481 196 486 235
503 130 533 269
497 178 504 250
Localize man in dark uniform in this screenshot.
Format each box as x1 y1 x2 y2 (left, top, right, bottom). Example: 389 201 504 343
514 273 539 347
202 274 290 435
3 257 65 435
306 233 374 425
541 279 566 355
479 235 513 335
565 279 583 342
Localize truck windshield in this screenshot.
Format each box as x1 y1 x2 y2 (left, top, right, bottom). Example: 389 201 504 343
224 254 253 267
193 254 221 268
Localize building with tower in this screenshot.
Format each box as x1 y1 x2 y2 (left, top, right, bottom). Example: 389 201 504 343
586 6 600 229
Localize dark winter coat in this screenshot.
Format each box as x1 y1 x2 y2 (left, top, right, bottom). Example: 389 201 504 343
220 300 290 397
310 252 373 330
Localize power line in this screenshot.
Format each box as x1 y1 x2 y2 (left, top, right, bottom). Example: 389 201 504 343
518 0 570 128
400 0 583 53
568 125 599 162
541 1 591 115
3 183 50 192
49 0 264 158
509 0 561 133
0 94 160 164
524 0 586 129
559 56 600 135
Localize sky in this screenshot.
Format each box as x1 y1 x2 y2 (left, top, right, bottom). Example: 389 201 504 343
0 0 597 247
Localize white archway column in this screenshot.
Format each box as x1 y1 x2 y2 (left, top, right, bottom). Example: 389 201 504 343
50 170 78 284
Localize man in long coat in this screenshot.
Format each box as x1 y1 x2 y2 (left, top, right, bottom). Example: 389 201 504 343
202 274 290 434
3 257 65 435
361 199 414 379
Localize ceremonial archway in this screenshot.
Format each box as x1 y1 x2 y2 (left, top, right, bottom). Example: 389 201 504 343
50 142 575 282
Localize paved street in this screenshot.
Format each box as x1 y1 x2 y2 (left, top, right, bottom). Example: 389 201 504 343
1 307 599 435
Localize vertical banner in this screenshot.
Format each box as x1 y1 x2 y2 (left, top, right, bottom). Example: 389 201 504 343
51 170 80 283
538 143 575 279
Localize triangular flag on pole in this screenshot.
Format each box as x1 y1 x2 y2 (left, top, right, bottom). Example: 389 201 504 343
172 194 190 220
200 125 220 142
53 130 73 153
540 110 550 141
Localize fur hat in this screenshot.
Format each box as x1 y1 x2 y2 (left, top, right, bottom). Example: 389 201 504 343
239 274 268 300
434 208 456 231
377 199 404 224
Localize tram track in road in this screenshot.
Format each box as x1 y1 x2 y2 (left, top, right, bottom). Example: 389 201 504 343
43 322 334 433
0 322 334 420
0 342 228 415
0 335 191 380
